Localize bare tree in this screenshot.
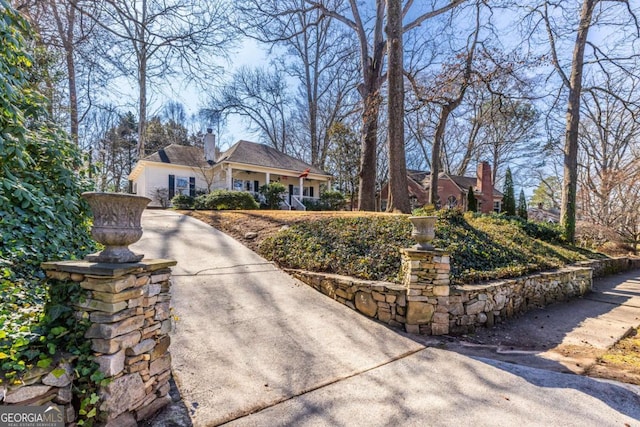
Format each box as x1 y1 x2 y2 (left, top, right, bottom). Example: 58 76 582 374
406 2 480 206
74 0 236 158
531 0 639 242
577 78 640 229
17 0 109 147
235 0 360 170
208 66 293 153
308 0 468 211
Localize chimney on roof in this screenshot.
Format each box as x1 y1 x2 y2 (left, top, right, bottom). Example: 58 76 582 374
204 128 216 164
476 161 493 214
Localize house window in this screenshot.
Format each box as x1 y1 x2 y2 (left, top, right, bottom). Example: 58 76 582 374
302 187 314 198
493 201 501 213
233 179 243 191
447 195 458 209
176 176 189 195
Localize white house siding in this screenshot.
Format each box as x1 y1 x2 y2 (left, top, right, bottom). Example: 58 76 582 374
133 162 209 207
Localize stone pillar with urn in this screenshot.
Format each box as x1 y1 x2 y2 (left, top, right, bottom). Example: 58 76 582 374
41 192 177 426
401 215 451 335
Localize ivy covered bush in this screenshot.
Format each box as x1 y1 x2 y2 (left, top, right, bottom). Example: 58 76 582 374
260 216 413 281
259 210 603 285
0 2 100 420
194 190 259 210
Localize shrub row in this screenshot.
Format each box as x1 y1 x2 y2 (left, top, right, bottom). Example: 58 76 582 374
172 190 259 210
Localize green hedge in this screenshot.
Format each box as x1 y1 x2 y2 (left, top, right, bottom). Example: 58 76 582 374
259 210 604 285
171 194 194 209
302 190 347 211
194 190 259 210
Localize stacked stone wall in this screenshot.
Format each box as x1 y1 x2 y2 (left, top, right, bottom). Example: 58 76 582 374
290 254 638 336
32 259 176 426
287 271 407 328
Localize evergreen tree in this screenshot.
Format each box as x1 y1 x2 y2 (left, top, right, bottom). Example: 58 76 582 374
517 189 528 220
502 168 516 216
467 186 477 212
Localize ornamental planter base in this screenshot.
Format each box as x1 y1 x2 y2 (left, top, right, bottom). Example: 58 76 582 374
85 247 144 264
82 192 151 264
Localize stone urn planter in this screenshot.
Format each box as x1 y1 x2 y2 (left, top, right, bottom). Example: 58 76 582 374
409 216 437 250
82 192 151 263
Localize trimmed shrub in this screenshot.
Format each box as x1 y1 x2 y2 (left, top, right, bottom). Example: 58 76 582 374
320 190 347 210
301 190 348 211
196 190 259 210
259 182 287 209
171 194 194 209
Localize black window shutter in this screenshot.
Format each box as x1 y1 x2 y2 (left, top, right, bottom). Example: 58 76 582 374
189 177 196 197
254 180 259 192
168 175 175 199
309 186 314 198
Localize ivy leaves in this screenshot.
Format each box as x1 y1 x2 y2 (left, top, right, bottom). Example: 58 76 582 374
259 210 599 285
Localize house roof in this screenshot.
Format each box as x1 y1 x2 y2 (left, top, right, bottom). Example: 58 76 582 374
407 176 430 205
414 170 504 198
139 141 330 177
218 140 329 176
142 144 211 169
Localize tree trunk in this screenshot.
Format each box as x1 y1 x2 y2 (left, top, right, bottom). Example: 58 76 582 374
561 0 595 243
429 105 451 206
357 89 380 211
51 1 79 146
385 0 410 213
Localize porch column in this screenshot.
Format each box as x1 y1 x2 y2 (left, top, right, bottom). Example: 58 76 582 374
299 177 304 200
226 165 233 190
266 172 270 185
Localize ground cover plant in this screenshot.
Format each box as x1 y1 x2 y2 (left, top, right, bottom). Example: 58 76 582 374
0 3 103 423
259 209 605 284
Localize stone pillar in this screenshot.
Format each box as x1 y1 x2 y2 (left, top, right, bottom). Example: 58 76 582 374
41 258 176 426
400 248 450 335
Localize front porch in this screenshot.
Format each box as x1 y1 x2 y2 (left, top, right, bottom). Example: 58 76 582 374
221 167 328 210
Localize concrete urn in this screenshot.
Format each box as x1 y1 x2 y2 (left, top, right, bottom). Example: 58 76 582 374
82 192 151 263
409 216 437 250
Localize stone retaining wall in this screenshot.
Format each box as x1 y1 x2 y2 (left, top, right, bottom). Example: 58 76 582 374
287 271 407 329
576 257 640 278
12 258 178 426
448 267 592 334
289 254 638 336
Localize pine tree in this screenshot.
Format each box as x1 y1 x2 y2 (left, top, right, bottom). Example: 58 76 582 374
517 189 528 220
467 186 477 212
502 168 516 216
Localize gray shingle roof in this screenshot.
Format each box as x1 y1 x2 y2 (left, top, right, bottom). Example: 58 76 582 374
143 141 329 176
218 140 329 176
143 144 210 169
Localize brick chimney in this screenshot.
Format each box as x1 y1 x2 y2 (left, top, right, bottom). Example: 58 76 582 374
476 161 493 214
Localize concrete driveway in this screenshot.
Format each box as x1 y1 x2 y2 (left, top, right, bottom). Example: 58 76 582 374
133 210 640 426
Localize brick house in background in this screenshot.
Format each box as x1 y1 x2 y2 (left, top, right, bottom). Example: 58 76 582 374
380 161 503 213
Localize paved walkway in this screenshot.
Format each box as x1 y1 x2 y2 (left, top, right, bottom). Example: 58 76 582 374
133 210 640 427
